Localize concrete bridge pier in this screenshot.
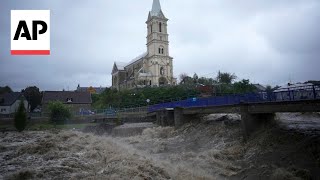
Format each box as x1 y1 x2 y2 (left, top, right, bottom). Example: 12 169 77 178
156 109 175 126
240 104 275 140
174 107 199 128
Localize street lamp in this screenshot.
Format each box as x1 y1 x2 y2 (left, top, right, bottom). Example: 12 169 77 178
146 99 150 112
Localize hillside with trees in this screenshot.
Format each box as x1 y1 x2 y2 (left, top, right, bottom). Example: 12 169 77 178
93 71 259 109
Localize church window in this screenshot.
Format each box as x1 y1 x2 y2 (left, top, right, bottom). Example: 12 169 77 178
150 80 152 85
159 46 164 54
144 80 146 85
150 25 153 33
159 22 162 32
160 67 164 75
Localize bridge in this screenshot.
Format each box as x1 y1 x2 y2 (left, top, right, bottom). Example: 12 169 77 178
146 90 320 139
2 89 317 137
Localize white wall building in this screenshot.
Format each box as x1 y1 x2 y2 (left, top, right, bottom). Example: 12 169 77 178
0 92 28 115
273 83 320 101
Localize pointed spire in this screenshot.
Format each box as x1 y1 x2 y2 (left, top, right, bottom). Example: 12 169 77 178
151 0 162 16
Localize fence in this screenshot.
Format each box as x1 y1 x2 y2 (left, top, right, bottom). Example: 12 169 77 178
25 88 319 118
148 88 320 113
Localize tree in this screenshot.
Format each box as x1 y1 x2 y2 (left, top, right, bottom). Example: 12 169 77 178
217 71 237 84
233 79 255 93
22 86 42 111
0 86 13 95
14 101 27 132
265 85 272 93
193 73 199 84
179 73 189 83
179 73 194 85
198 77 215 85
48 101 71 124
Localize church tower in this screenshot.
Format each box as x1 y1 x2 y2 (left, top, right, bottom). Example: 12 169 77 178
146 0 175 86
111 0 176 90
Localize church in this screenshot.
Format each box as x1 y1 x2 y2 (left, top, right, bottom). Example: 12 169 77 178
112 0 176 90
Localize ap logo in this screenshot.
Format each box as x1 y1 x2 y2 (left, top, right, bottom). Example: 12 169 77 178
11 10 50 55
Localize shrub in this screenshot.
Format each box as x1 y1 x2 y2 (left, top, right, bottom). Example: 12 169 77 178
115 113 122 126
14 101 27 132
48 101 71 124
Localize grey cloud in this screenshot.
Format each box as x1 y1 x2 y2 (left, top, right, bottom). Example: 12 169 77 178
0 0 319 91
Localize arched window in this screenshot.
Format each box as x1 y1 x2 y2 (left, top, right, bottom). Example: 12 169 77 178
150 25 152 33
159 22 162 32
160 67 164 75
159 46 164 54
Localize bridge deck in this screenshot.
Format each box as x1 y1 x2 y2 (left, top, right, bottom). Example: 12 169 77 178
178 99 320 115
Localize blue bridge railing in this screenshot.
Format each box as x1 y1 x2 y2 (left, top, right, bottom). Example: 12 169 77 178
148 89 320 113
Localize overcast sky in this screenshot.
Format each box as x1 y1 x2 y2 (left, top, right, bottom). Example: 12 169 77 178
0 0 319 91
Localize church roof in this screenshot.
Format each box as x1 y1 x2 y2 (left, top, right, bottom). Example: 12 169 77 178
125 52 148 67
115 61 127 71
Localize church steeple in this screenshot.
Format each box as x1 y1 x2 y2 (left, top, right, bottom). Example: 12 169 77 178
149 0 166 19
151 0 161 16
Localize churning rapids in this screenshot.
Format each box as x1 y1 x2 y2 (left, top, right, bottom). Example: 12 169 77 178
1 113 320 180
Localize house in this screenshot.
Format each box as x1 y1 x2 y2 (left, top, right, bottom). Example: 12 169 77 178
253 84 267 92
42 91 92 116
273 82 320 101
76 84 106 94
253 84 267 100
0 92 28 116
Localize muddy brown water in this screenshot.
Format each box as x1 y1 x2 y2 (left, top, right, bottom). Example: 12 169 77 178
0 113 319 179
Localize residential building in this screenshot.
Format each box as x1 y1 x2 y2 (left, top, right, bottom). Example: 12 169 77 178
76 84 106 94
0 92 28 116
273 82 320 101
42 91 92 115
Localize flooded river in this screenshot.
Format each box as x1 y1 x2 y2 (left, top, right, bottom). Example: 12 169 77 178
0 113 319 179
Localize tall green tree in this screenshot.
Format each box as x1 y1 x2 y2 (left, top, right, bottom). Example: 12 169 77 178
217 71 237 84
22 86 42 111
193 73 199 84
14 101 27 132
